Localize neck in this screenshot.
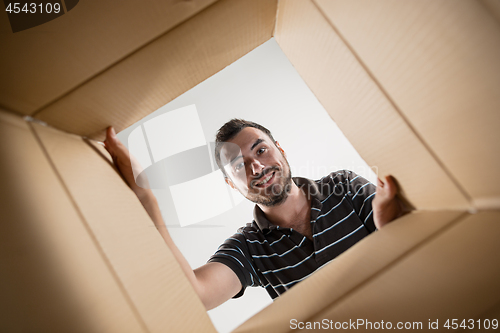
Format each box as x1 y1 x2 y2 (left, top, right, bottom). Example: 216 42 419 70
258 182 310 228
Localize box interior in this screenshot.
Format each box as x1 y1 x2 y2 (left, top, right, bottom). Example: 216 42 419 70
1 0 500 331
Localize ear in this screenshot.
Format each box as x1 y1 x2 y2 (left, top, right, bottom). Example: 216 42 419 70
275 141 286 158
225 177 236 189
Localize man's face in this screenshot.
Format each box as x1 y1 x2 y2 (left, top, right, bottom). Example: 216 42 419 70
220 127 292 207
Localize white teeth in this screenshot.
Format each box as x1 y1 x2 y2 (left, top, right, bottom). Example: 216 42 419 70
258 173 273 185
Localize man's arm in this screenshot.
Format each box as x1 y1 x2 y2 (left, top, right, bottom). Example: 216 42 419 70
103 127 240 310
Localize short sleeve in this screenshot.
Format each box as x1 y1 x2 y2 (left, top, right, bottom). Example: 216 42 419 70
207 232 262 298
345 171 377 232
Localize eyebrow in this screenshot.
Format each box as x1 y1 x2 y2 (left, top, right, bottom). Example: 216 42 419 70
251 138 264 151
229 138 265 165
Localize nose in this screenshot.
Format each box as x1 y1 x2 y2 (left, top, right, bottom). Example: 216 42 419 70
250 159 265 176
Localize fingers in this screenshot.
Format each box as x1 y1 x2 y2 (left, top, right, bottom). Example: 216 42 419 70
104 126 118 155
377 175 397 195
382 175 398 199
377 177 384 188
104 126 116 143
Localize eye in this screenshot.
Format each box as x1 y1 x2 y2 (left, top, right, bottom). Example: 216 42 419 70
257 147 266 155
234 162 244 172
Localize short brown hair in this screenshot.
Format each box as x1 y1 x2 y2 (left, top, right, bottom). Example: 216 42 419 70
214 119 276 177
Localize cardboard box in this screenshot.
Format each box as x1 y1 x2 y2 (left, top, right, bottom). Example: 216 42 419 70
1 0 499 331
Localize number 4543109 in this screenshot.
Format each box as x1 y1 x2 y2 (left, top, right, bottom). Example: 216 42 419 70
444 319 498 330
5 3 62 14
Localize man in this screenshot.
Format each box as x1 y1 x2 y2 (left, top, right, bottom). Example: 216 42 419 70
104 119 405 310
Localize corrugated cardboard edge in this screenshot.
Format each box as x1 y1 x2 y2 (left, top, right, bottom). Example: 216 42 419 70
233 210 465 333
314 0 500 208
0 110 147 332
273 0 470 210
34 0 278 141
30 122 216 333
306 211 500 330
1 0 218 115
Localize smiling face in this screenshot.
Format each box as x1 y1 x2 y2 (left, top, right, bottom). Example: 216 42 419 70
220 127 293 207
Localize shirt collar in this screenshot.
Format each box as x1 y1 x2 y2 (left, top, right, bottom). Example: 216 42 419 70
253 176 330 232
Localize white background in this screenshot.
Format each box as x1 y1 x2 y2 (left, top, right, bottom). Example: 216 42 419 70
118 38 376 333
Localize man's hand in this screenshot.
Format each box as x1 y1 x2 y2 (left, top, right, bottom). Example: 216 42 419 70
372 175 408 229
103 126 148 199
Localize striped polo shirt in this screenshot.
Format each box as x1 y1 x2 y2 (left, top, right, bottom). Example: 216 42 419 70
208 170 376 299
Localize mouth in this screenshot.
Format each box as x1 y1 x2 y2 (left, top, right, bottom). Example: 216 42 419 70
253 171 276 188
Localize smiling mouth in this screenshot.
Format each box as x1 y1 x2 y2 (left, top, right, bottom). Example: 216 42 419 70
253 171 276 188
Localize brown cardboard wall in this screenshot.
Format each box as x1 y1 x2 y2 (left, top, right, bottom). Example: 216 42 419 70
478 301 500 322
315 0 500 209
0 111 145 332
480 0 500 24
274 0 470 210
30 122 216 333
31 0 277 140
2 0 499 331
306 211 500 330
0 0 217 114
